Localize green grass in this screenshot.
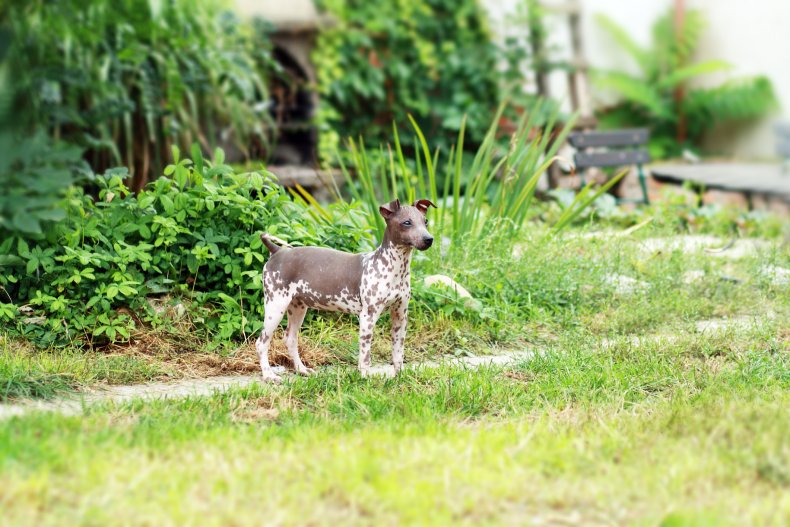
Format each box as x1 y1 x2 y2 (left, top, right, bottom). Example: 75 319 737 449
1 331 788 525
0 342 171 400
2 219 788 401
1 213 788 524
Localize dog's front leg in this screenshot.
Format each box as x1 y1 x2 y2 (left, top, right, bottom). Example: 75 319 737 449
358 306 382 375
390 299 408 374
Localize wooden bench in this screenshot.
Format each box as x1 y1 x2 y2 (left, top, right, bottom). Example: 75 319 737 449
568 128 651 204
650 122 790 207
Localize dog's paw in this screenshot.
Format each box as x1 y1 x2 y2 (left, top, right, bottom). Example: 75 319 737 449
295 366 315 376
260 371 282 384
359 366 396 378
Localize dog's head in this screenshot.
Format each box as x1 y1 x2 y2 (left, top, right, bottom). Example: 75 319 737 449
379 199 436 251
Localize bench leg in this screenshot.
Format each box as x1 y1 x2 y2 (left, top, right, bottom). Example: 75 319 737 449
637 165 649 205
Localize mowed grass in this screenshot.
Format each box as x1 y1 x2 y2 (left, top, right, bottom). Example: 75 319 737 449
1 330 788 525
0 341 171 400
4 223 788 401
1 221 789 524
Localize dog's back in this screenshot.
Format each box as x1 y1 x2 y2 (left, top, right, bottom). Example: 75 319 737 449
264 247 364 314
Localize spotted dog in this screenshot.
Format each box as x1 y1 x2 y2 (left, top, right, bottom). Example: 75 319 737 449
256 199 436 382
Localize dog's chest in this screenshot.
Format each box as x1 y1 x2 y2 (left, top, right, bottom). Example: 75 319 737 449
360 250 411 309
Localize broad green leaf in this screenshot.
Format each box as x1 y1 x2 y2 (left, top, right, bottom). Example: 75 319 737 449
659 60 731 89
0 255 24 267
594 72 672 119
12 212 42 234
160 195 175 214
36 208 67 222
17 239 29 257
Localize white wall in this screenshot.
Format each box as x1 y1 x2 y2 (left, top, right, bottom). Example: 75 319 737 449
692 0 790 158
482 0 790 158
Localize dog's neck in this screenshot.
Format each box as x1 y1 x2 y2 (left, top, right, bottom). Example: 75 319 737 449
374 231 414 274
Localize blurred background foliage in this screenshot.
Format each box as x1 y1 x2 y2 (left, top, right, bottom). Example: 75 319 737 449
313 0 503 160
594 8 778 159
0 0 782 238
3 0 277 191
4 0 778 197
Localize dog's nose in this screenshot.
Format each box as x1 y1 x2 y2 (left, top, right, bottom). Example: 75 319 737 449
423 236 434 247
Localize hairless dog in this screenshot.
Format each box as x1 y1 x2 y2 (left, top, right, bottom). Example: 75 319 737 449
256 199 436 382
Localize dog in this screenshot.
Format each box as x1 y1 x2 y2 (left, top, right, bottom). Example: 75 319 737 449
256 199 436 382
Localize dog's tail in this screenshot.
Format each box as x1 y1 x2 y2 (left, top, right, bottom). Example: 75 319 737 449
260 233 291 254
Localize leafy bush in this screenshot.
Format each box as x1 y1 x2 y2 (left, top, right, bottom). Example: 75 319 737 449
4 0 276 188
0 18 88 239
0 132 87 237
594 9 778 159
314 0 501 160
0 147 373 347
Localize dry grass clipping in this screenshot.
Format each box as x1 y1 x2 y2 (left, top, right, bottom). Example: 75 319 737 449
106 326 341 380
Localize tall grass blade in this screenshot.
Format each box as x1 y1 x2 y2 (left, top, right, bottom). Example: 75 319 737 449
452 115 466 235
552 168 629 232
392 123 414 203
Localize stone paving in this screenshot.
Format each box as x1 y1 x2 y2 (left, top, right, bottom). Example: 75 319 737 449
0 351 535 421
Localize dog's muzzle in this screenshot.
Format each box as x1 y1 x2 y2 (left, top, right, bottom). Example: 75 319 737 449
418 236 434 250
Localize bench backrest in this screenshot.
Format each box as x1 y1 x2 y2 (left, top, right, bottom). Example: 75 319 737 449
568 128 651 169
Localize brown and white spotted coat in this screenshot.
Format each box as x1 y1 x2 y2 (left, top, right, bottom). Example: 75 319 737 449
256 199 435 382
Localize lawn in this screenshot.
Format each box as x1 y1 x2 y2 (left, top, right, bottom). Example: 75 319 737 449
1 217 789 525
4 0 787 523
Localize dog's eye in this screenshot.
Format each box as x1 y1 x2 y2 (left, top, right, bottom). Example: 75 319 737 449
401 220 412 227
424 218 429 226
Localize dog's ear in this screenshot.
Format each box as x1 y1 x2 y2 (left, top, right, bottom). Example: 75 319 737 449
413 199 436 215
379 199 401 219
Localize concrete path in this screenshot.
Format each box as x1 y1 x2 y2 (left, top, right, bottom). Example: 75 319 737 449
3 307 779 421
515 234 777 260
636 235 772 259
0 351 535 421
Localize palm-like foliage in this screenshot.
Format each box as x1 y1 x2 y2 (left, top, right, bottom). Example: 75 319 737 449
594 9 777 158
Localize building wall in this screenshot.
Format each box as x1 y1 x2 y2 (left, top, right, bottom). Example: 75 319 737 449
482 0 790 159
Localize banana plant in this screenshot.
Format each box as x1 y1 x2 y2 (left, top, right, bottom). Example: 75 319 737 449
594 9 777 159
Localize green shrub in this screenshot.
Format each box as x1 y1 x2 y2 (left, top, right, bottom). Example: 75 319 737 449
3 0 276 187
0 132 86 237
0 147 373 347
314 0 501 160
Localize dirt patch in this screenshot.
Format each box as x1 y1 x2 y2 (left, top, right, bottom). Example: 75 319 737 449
112 329 338 380
503 370 534 383
230 395 282 423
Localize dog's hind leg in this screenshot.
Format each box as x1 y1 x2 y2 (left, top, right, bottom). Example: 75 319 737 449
257 292 291 383
285 300 312 375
